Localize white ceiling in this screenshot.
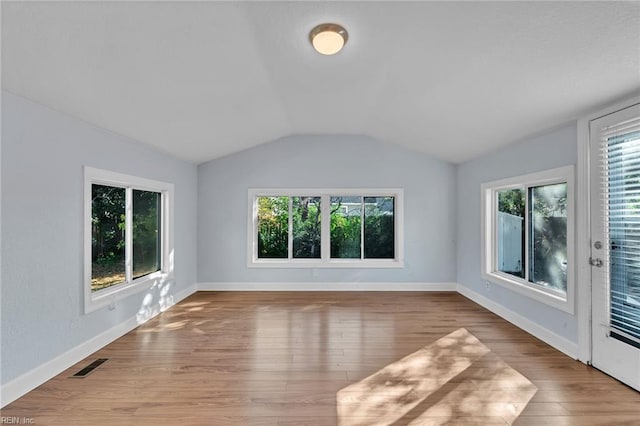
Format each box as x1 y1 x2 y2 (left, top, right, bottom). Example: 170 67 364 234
2 1 639 164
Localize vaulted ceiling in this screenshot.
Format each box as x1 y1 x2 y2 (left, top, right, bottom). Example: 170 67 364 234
2 1 639 164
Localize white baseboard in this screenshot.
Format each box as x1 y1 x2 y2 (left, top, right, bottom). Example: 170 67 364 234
0 284 197 408
457 284 579 359
197 282 458 291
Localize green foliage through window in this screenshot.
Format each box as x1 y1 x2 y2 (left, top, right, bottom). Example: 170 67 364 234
495 183 568 293
529 183 567 292
330 196 362 258
133 190 161 279
498 188 525 217
293 197 321 258
91 184 162 292
257 196 289 258
91 185 126 291
256 194 396 262
364 197 395 259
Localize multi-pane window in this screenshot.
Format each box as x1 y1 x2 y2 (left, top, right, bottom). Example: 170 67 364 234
91 186 162 291
495 183 568 291
482 166 574 312
249 190 403 267
85 167 173 313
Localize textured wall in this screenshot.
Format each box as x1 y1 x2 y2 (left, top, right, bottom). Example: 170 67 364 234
1 92 198 384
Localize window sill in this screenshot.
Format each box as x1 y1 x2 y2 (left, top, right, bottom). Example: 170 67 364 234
248 259 404 269
84 271 170 314
482 270 573 314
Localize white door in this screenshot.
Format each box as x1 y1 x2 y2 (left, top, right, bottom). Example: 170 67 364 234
590 103 640 390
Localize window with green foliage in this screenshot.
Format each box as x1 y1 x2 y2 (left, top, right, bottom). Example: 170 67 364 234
529 183 568 293
330 196 361 259
330 196 395 259
91 184 127 291
482 166 574 313
293 197 322 259
256 196 322 259
364 196 395 259
249 189 403 267
132 190 162 279
91 186 162 291
85 167 173 313
257 196 289 258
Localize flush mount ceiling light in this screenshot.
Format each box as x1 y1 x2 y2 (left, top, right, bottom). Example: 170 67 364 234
309 23 348 55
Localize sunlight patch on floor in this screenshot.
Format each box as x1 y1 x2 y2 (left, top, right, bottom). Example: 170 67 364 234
336 328 537 425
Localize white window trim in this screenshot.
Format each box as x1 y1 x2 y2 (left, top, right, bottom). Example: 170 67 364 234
84 167 174 314
481 165 575 313
247 188 404 268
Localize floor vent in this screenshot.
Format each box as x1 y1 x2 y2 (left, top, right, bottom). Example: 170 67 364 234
70 358 108 378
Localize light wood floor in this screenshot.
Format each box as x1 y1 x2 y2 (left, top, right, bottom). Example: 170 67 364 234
2 292 639 425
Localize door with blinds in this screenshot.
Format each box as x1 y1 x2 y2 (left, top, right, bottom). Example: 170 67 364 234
590 103 640 391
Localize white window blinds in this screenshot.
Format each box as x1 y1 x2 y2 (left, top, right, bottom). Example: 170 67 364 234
600 113 640 344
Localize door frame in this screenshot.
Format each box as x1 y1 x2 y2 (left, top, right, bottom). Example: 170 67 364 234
577 93 640 364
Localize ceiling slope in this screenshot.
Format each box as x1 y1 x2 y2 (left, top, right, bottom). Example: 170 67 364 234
3 1 639 164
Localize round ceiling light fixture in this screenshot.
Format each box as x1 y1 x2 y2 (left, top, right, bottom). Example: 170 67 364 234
309 23 348 55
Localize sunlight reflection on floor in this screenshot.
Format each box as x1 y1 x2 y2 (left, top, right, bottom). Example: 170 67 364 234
336 328 537 425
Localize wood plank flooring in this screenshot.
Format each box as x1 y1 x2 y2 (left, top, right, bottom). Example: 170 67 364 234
2 292 639 425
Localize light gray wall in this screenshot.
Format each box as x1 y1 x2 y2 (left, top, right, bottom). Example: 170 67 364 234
456 123 578 343
1 92 198 384
198 134 457 283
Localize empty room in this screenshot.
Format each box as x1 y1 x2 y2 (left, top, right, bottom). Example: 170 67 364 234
2 1 640 425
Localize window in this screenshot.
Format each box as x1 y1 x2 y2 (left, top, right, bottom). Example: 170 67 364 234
482 166 574 312
256 196 322 259
248 189 403 267
330 196 396 259
84 167 173 313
